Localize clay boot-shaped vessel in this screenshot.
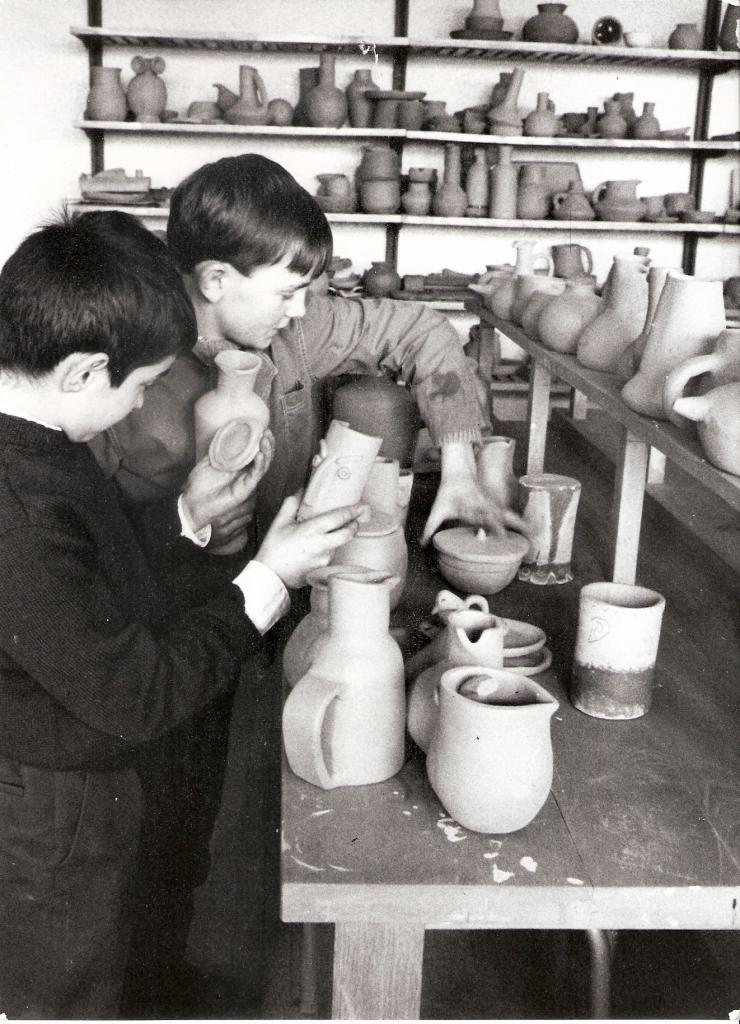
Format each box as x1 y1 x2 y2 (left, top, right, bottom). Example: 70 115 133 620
434 144 468 217
669 384 740 475
126 56 167 122
306 53 348 128
489 144 519 219
622 273 726 419
283 573 405 789
193 350 269 460
225 65 270 124
615 265 676 381
663 328 740 427
577 255 648 371
488 65 525 135
427 666 558 833
538 278 602 353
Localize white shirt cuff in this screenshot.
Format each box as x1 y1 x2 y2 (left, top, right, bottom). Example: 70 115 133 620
178 493 212 548
233 560 290 635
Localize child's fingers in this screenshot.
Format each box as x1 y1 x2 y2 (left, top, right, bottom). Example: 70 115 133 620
307 503 367 535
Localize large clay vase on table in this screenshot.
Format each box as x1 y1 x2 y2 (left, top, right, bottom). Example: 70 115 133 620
126 56 167 122
577 256 648 372
224 65 270 125
85 66 127 120
306 53 348 128
346 68 379 127
520 278 567 340
433 145 468 217
719 2 740 50
663 328 740 426
622 273 726 419
488 66 525 135
615 265 676 381
426 665 558 833
283 573 404 789
489 144 519 219
193 350 269 460
669 384 740 476
522 3 578 43
538 279 602 353
333 375 419 468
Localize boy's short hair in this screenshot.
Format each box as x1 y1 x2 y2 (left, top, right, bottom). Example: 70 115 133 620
166 154 333 279
0 210 196 385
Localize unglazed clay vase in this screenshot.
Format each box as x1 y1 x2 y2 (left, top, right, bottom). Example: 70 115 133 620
551 181 595 221
85 66 127 120
577 256 648 371
538 279 601 353
719 3 740 51
522 2 578 43
476 435 518 510
516 163 550 219
402 180 433 215
331 510 407 609
551 242 593 279
632 101 661 140
333 376 419 467
358 144 400 180
193 350 269 460
126 56 167 122
434 145 468 217
224 65 270 125
282 573 404 789
597 99 628 140
668 23 702 49
360 179 401 213
466 147 490 212
670 383 740 475
622 273 726 419
363 260 401 298
488 66 524 135
524 92 559 137
297 419 382 520
663 329 740 427
571 582 665 720
426 665 558 833
306 53 348 128
346 68 379 127
518 473 581 584
614 91 637 133
489 144 519 219
592 179 645 222
361 456 403 524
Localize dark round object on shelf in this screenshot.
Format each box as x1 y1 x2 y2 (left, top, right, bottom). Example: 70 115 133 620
332 375 420 468
592 15 623 45
522 3 578 43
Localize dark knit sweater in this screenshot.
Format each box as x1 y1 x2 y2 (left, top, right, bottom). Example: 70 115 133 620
0 412 263 772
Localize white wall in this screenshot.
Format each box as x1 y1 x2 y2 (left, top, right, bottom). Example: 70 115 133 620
1 0 738 292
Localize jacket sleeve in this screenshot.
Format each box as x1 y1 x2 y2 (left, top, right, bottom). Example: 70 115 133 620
299 294 485 446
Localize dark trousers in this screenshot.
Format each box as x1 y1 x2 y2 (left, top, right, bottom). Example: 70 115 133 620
0 755 142 1019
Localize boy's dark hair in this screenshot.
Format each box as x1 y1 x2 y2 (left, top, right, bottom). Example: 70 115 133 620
166 153 333 279
0 210 196 385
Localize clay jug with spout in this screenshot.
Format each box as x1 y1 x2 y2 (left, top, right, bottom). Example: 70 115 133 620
85 66 127 120
577 256 649 371
434 145 468 217
225 66 269 124
552 183 595 223
538 279 602 353
663 328 740 427
126 56 167 122
283 573 405 789
489 144 519 219
306 53 348 128
426 665 558 833
193 350 269 460
669 384 740 475
622 273 726 419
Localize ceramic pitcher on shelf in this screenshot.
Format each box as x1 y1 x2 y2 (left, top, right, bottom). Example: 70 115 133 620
513 239 553 276
224 65 270 124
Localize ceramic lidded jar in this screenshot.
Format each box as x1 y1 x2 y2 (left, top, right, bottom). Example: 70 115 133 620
433 526 529 594
426 666 558 834
668 23 703 49
306 53 348 128
193 350 269 461
577 255 648 372
537 279 601 353
346 68 379 127
126 55 167 122
282 573 405 789
522 3 579 43
333 375 419 467
670 383 740 475
86 66 128 120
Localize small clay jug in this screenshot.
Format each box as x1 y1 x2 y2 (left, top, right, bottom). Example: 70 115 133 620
346 68 379 128
193 350 269 460
668 23 703 49
719 3 740 51
85 66 127 120
551 242 593 279
224 65 270 125
577 256 648 372
597 99 628 139
524 92 559 137
282 573 404 789
669 384 740 475
516 163 550 219
489 144 519 219
632 102 661 140
333 375 419 468
306 53 348 128
522 2 578 43
488 66 524 135
466 147 490 211
433 145 468 217
402 180 433 215
537 279 602 353
426 665 558 834
663 328 740 426
126 56 167 122
363 260 401 298
591 179 645 221
551 181 595 221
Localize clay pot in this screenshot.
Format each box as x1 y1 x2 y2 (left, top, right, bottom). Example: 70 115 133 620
306 53 348 128
333 375 420 468
668 23 703 49
632 102 661 140
294 67 320 126
537 279 602 353
267 98 294 126
372 98 400 129
433 145 468 217
346 68 379 127
522 3 578 43
670 383 740 475
433 527 529 594
358 145 400 180
225 65 270 125
664 192 696 217
397 99 425 130
511 274 565 326
513 238 553 275
423 100 448 125
489 144 519 219
488 66 524 135
85 66 127 121
597 99 628 140
591 179 645 222
362 260 401 297
518 473 581 585
562 112 588 134
577 256 648 372
524 92 559 137
126 56 166 122
466 147 490 211
427 666 558 834
360 179 401 213
401 180 432 215
282 573 404 788
476 435 518 510
193 350 269 461
520 279 566 340
332 510 407 609
663 329 740 426
463 107 489 134
719 3 740 51
622 273 726 419
551 242 593 279
516 163 550 219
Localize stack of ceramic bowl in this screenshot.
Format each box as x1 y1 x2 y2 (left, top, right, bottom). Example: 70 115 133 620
357 145 402 214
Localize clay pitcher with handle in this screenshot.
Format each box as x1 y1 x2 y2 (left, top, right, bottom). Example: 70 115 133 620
225 65 270 124
282 573 404 789
668 384 740 476
663 328 740 427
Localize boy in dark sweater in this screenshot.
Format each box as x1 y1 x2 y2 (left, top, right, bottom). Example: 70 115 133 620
0 210 364 1018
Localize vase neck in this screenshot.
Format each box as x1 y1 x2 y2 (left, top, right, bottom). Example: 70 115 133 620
319 53 336 85
536 92 549 111
214 350 260 397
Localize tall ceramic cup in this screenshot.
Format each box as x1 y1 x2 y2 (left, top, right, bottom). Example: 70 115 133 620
571 582 666 720
297 419 382 520
518 473 581 584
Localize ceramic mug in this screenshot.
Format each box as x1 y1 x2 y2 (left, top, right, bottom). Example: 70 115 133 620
571 582 666 720
518 473 581 584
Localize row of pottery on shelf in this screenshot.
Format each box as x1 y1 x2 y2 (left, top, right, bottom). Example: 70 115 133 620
86 56 168 121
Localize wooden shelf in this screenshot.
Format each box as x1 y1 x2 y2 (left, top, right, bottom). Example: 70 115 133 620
70 27 407 54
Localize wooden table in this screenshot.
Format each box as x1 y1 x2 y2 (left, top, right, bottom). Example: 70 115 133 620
469 298 740 585
280 469 740 1019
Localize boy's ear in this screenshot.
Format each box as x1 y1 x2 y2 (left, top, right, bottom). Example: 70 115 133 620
193 261 229 304
59 352 110 393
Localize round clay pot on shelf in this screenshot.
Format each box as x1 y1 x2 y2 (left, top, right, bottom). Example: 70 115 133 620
360 179 401 214
522 3 579 43
401 180 433 215
524 91 559 137
362 261 402 298
346 68 379 127
551 181 595 221
668 23 703 49
632 102 661 140
597 99 628 140
537 279 602 354
85 66 128 120
306 53 348 128
126 56 167 122
267 98 294 126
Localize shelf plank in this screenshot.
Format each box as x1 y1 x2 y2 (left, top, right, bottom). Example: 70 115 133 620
70 26 407 53
76 120 405 138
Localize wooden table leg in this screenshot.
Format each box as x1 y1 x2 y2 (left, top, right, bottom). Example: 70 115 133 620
331 921 425 1020
526 359 552 474
611 430 649 585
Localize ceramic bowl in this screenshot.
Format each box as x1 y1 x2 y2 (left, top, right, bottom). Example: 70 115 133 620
503 646 553 676
624 31 653 47
499 617 547 657
433 527 529 595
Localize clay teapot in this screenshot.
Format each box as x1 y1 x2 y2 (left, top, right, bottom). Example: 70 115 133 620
224 65 269 125
663 328 740 426
591 180 645 222
669 383 740 476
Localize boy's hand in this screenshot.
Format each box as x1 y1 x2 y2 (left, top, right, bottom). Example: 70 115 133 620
256 495 367 589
